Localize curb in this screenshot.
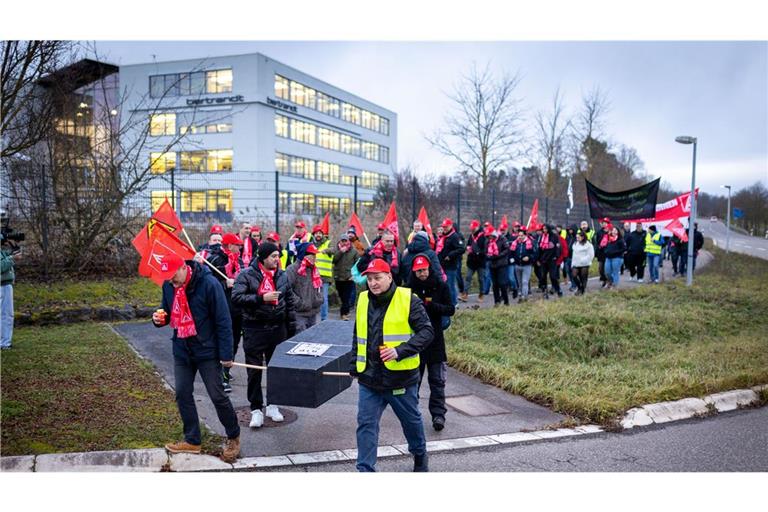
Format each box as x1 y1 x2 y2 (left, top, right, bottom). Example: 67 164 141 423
3 383 765 472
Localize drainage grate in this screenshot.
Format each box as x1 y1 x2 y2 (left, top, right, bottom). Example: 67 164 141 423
445 395 511 416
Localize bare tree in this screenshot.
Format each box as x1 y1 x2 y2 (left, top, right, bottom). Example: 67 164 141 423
426 63 525 190
533 87 571 198
1 40 76 159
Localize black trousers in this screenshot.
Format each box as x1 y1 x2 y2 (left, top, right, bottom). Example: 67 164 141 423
174 357 240 445
335 280 356 316
539 260 561 293
456 265 466 293
243 323 287 411
625 252 645 279
534 263 545 290
490 266 509 304
573 266 590 294
598 258 607 283
418 361 447 420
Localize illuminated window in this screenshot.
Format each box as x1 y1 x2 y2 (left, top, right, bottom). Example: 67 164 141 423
275 115 289 137
342 104 361 125
290 119 315 144
290 81 316 108
180 151 206 172
206 69 232 93
317 196 340 214
318 127 339 151
275 75 290 100
275 153 289 173
150 152 176 174
207 150 233 172
179 189 232 213
279 192 315 214
151 190 174 212
361 170 389 189
179 149 232 173
316 161 340 183
150 113 176 136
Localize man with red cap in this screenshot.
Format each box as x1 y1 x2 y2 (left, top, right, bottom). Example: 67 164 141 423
349 258 434 472
311 224 333 322
462 219 487 302
371 222 387 246
195 225 229 293
594 217 612 288
151 253 241 463
287 220 311 266
436 218 465 306
285 244 324 332
356 229 403 285
220 233 245 392
407 255 454 432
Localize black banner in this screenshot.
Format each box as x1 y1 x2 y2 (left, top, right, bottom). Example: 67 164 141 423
586 178 660 221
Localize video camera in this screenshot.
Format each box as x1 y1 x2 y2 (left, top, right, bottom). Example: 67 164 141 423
0 209 25 253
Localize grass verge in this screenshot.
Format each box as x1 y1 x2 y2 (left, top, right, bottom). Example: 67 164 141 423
14 277 158 314
446 245 768 424
1 323 222 456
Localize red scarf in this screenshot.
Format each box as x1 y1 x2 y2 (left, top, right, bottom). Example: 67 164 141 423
600 233 617 248
436 228 452 254
241 237 252 266
539 233 554 249
511 237 533 251
371 240 399 268
223 248 241 279
170 265 197 339
297 257 322 289
258 262 278 305
487 239 499 257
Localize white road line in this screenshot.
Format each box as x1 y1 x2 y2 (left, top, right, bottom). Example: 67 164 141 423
759 248 767 251
744 245 753 249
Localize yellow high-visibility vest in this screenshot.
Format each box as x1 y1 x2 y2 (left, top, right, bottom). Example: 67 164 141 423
355 287 418 373
279 249 288 270
645 232 662 255
560 229 567 239
315 240 333 279
585 229 595 242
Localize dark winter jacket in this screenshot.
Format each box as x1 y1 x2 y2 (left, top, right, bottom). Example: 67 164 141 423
348 283 434 391
324 243 358 281
231 259 297 334
509 236 537 266
536 231 562 264
198 243 228 286
285 261 324 316
356 246 403 285
693 229 704 255
408 272 454 364
437 229 465 271
156 261 234 364
593 229 609 261
487 236 510 269
402 232 443 280
603 237 627 258
625 230 647 255
465 228 487 270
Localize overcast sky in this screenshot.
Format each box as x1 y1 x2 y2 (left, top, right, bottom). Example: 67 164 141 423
95 40 767 197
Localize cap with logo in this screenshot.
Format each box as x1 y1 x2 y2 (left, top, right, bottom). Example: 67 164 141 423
361 258 391 275
157 253 186 281
412 255 430 271
210 225 224 234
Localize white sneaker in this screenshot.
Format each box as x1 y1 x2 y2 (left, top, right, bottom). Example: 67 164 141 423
638 278 644 283
249 409 264 428
265 404 284 422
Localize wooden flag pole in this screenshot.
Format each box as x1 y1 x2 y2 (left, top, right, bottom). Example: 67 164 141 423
321 371 351 377
225 361 267 371
180 228 230 281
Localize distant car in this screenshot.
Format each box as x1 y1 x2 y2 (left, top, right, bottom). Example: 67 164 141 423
710 216 718 221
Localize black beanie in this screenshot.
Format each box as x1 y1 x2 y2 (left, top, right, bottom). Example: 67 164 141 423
257 242 280 262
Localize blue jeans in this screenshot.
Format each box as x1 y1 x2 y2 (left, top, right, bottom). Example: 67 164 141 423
174 357 240 445
507 264 518 291
482 260 492 295
444 268 458 306
646 254 661 282
1 284 13 348
356 383 426 472
320 281 330 321
514 265 533 298
564 258 576 289
605 257 623 286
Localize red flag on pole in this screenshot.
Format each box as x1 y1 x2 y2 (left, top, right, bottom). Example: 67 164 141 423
132 199 185 276
417 206 434 246
526 199 540 230
383 201 399 244
499 214 509 232
320 212 330 236
348 211 366 241
141 223 196 285
665 218 689 242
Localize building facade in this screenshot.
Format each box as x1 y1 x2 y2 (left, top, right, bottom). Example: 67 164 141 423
119 52 397 225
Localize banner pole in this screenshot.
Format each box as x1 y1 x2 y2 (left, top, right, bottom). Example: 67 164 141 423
181 228 230 281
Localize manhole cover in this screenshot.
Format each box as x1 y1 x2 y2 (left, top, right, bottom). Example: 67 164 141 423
235 406 298 427
445 395 510 416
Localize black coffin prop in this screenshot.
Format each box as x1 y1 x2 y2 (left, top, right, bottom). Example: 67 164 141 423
266 320 354 408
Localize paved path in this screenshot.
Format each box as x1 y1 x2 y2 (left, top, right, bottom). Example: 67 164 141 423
265 406 768 472
701 217 768 260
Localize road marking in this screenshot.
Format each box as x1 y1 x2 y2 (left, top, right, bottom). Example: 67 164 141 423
744 245 753 249
759 248 767 252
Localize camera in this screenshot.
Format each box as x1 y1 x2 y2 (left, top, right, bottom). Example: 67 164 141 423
0 209 25 253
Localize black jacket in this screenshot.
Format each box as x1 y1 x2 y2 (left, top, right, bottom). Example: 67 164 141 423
402 233 442 280
509 236 538 266
198 243 228 286
465 228 487 270
693 229 704 254
408 273 454 364
603 237 627 258
437 229 465 271
348 283 434 390
625 230 647 255
487 236 510 269
537 232 562 264
231 259 296 335
156 261 234 364
594 229 609 260
356 246 403 285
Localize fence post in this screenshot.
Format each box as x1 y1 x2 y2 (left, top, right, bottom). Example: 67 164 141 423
456 183 461 231
40 165 50 280
353 175 358 214
491 188 496 226
275 170 279 232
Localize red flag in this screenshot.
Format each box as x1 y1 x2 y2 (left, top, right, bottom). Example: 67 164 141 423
132 199 185 276
383 201 399 244
348 211 366 242
417 206 434 244
142 223 196 285
665 218 689 242
320 212 330 236
526 199 540 229
499 214 509 231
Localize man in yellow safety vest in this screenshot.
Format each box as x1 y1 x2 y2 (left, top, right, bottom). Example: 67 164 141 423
349 258 434 472
311 224 333 321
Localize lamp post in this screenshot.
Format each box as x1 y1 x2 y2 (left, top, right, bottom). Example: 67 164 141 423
722 185 731 253
675 135 697 286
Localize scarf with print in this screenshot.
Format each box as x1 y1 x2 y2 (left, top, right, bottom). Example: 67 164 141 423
297 256 322 289
258 262 278 305
510 236 533 251
241 237 253 266
487 238 499 257
539 233 554 250
223 248 241 279
371 240 399 269
170 265 197 339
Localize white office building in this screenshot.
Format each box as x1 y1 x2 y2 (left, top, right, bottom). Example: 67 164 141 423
119 52 397 225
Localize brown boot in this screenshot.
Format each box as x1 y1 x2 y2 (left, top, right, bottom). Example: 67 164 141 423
477 294 484 303
165 441 201 454
221 436 240 463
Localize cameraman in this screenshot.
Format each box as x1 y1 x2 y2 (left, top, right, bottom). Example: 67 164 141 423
1 233 17 350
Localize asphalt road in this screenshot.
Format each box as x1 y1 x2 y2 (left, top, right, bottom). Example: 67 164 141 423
264 406 768 472
700 217 768 260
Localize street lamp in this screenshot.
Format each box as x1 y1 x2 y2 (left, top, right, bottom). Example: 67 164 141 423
675 135 697 286
722 185 731 253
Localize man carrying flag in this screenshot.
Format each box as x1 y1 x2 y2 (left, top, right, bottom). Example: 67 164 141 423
151 252 241 463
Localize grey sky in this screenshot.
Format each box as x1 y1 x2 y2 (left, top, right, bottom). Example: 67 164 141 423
95 40 767 197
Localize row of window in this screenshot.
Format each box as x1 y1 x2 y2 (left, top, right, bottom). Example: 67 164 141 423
151 190 232 213
275 114 389 164
150 149 233 174
149 112 233 136
275 153 388 190
149 69 233 98
279 192 373 215
274 75 390 135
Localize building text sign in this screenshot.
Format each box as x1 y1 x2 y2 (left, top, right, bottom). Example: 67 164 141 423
186 95 245 106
